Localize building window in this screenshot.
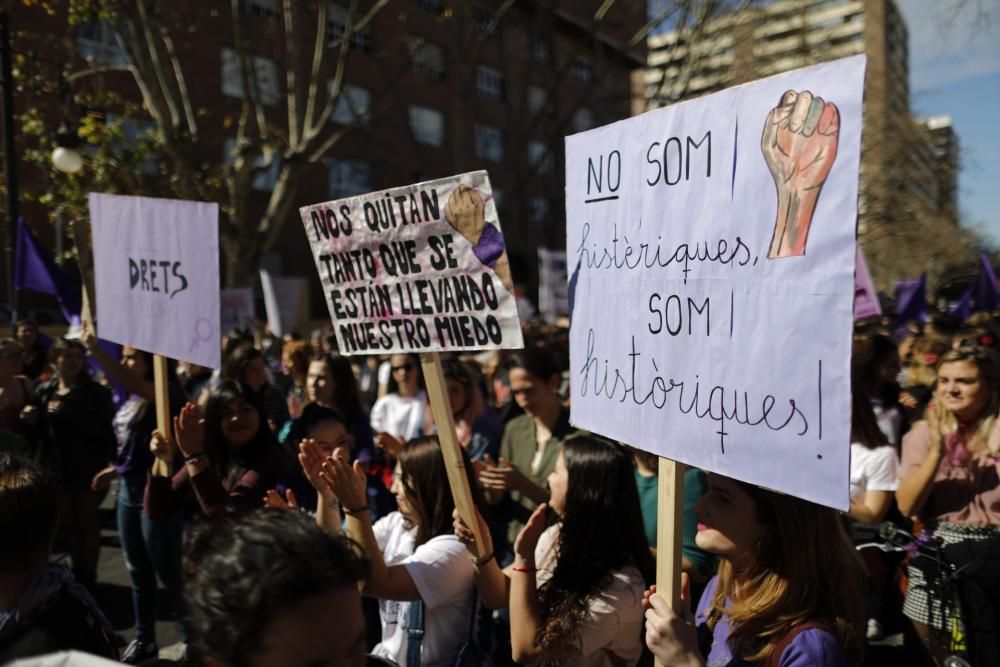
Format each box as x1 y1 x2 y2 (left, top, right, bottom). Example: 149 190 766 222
528 141 552 174
408 106 445 146
530 197 550 225
77 20 126 66
242 0 277 18
527 86 548 114
329 158 373 199
327 3 373 52
328 82 372 126
530 34 550 63
221 47 280 106
476 66 505 101
406 37 446 81
106 114 159 175
572 108 594 132
410 0 443 14
475 124 504 162
223 137 281 191
572 59 593 82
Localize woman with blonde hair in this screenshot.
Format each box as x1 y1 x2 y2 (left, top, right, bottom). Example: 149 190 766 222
644 473 865 667
896 345 1000 662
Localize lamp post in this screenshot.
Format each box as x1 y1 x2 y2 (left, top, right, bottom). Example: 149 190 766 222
1 8 18 331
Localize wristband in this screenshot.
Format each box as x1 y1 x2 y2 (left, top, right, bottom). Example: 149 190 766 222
343 504 369 515
473 551 495 567
511 566 536 573
184 452 208 464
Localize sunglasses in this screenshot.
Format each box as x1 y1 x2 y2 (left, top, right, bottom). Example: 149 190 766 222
392 363 415 373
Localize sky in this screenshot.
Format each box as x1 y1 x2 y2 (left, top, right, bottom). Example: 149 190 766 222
896 0 1000 242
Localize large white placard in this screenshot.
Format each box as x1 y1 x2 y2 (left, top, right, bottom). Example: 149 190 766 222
299 170 523 355
259 270 307 338
221 287 255 333
566 56 866 510
89 194 221 369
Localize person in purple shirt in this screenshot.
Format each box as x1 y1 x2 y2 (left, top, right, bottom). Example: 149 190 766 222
644 473 865 667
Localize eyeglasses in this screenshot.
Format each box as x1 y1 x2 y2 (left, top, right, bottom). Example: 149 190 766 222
392 364 415 373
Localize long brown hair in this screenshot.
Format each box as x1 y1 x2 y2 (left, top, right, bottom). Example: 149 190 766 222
398 436 484 546
706 482 865 665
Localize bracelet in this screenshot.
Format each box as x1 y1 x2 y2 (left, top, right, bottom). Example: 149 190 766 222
184 452 207 464
343 504 369 515
511 566 536 573
473 551 495 567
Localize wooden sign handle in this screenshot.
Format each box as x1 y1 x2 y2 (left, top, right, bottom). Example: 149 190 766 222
420 351 487 559
654 457 686 667
151 354 172 478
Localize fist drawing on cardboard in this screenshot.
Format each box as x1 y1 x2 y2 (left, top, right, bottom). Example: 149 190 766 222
444 185 514 295
761 90 840 258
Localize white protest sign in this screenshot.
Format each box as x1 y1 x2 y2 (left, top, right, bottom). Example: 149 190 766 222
259 270 306 338
566 55 865 510
299 170 523 354
221 288 255 333
538 248 569 323
89 194 220 369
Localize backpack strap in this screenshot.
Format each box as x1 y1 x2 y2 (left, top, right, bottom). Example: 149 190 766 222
406 599 425 667
765 621 828 667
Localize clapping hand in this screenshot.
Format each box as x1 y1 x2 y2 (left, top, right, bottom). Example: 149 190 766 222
299 438 334 500
264 488 299 510
320 447 367 512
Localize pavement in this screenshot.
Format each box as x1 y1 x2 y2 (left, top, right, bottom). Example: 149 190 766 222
54 480 185 665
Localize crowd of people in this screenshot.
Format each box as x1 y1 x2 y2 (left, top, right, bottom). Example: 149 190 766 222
1 311 999 666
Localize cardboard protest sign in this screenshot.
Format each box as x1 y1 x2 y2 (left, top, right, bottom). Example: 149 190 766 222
299 171 523 355
259 270 307 338
221 288 255 333
565 55 866 510
854 245 881 320
538 248 569 323
89 194 221 369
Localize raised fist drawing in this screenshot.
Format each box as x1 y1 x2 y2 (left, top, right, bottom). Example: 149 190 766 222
761 90 840 258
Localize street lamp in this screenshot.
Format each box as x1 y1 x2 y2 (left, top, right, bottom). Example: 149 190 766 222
52 120 83 174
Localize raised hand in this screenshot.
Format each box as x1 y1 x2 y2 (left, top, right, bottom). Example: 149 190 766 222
173 402 205 458
374 431 403 460
478 456 525 494
444 185 486 244
320 447 367 511
761 90 840 258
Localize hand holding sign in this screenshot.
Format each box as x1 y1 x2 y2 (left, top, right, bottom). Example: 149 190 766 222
762 90 840 258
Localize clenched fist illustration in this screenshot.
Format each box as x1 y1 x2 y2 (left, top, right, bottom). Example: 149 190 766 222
761 90 840 258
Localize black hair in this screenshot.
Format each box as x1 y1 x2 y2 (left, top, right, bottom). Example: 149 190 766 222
386 353 425 394
223 345 266 386
183 508 369 666
311 353 366 424
285 402 349 446
0 454 58 569
537 435 655 655
202 381 278 484
507 347 560 383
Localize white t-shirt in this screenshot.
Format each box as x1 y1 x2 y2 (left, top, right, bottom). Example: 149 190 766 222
849 443 900 502
371 392 427 441
534 525 646 667
369 512 476 667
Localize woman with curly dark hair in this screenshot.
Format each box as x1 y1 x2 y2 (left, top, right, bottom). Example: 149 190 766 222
455 435 654 665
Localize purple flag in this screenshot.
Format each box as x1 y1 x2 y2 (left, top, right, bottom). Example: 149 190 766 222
854 245 881 320
894 274 927 326
949 288 972 322
973 252 999 314
14 218 81 324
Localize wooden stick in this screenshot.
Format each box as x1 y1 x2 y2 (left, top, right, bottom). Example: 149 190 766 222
151 354 172 478
654 457 686 667
420 351 487 559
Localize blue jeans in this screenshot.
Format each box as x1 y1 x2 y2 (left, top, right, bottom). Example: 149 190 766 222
116 475 185 644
